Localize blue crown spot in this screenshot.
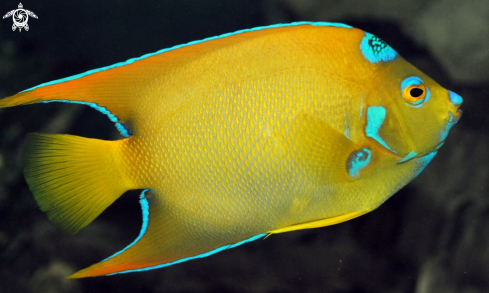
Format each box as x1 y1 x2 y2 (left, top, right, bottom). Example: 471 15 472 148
360 33 397 64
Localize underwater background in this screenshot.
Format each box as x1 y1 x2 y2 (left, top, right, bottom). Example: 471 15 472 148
0 0 488 292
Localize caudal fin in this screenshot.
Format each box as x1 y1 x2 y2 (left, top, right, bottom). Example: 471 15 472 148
23 133 135 234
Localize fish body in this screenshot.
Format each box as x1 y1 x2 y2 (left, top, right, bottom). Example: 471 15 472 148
0 22 462 277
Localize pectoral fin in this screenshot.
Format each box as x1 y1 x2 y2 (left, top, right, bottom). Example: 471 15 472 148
287 114 370 184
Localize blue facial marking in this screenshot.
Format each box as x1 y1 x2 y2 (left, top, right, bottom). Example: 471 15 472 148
22 22 351 93
398 151 418 163
365 106 396 153
440 120 456 142
102 189 150 261
435 142 444 151
448 90 463 106
103 188 266 275
344 113 351 139
440 110 461 141
344 128 351 140
359 94 365 119
39 100 130 137
401 76 430 107
414 151 437 178
347 148 372 179
360 33 397 64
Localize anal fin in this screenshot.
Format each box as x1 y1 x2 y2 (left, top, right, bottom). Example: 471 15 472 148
68 189 265 278
267 211 369 235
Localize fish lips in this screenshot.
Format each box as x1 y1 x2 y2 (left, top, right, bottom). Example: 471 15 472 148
398 108 462 164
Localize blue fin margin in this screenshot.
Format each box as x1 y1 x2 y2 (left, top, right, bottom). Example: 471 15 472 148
103 189 266 275
23 21 352 93
26 22 352 138
39 100 131 137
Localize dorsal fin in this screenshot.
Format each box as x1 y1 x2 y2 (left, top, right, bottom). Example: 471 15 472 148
0 67 140 136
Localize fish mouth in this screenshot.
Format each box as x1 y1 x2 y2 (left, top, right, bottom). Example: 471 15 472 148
398 108 462 164
397 141 444 164
448 108 463 123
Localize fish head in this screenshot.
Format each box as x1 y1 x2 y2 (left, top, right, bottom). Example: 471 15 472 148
363 56 462 162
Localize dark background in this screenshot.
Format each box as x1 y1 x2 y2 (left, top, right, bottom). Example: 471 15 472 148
0 0 488 292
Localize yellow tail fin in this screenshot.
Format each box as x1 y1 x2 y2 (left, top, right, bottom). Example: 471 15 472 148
22 133 134 234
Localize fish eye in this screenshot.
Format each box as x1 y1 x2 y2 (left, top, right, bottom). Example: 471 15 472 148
410 88 424 98
401 77 430 107
403 84 426 104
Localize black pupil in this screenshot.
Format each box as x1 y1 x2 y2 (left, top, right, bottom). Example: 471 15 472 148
410 88 424 98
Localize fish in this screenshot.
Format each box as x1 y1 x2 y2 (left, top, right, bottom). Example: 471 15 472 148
0 22 462 278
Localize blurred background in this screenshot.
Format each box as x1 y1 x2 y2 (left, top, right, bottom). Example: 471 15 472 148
0 0 488 292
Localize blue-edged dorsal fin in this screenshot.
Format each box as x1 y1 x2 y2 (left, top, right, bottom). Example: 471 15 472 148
0 21 353 137
0 68 139 137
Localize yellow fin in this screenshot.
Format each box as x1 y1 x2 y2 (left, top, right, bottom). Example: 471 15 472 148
68 190 266 278
0 75 133 123
286 114 363 184
0 57 159 136
267 211 369 235
23 133 132 234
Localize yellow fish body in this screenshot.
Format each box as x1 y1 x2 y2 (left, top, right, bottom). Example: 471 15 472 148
0 22 462 278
